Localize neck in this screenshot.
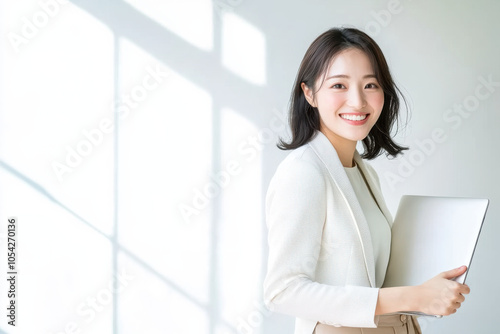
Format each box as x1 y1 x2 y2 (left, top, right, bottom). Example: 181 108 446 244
320 130 357 167
336 142 357 168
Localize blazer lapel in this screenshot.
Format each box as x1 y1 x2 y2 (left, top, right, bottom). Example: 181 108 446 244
307 131 377 288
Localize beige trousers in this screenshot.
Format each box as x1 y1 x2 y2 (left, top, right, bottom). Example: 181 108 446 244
314 314 422 334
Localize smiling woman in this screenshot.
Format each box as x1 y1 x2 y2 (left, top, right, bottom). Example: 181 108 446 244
263 27 471 334
301 48 386 167
278 28 407 161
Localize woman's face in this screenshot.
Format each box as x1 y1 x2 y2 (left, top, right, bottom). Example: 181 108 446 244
301 48 384 148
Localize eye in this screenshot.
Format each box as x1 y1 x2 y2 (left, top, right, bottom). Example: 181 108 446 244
331 83 345 89
365 83 379 89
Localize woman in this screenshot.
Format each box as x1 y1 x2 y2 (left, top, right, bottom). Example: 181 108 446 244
263 27 470 334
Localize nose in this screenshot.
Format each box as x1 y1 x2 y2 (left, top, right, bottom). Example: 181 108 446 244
346 87 366 110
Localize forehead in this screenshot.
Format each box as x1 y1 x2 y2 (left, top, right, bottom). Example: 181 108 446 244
325 48 374 76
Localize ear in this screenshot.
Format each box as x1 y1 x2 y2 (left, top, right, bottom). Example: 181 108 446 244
301 82 317 108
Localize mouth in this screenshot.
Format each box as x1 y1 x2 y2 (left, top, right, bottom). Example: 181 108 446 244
339 113 370 125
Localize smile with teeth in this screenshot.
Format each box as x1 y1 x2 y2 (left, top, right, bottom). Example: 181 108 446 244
340 114 368 121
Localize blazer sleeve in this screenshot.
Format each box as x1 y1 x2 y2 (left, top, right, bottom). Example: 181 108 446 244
263 153 380 328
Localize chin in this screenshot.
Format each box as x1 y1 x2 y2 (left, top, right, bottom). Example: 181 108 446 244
343 132 371 142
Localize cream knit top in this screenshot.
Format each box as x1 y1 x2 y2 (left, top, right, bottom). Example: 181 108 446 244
344 163 391 288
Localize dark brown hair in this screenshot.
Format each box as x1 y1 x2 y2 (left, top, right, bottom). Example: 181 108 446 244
278 27 408 159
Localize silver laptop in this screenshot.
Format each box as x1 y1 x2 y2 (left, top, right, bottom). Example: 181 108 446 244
382 195 489 317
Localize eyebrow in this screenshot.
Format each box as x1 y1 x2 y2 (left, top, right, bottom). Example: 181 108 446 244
325 74 377 80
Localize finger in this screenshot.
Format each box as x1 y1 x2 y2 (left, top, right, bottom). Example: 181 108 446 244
440 265 467 279
449 282 470 298
459 283 471 294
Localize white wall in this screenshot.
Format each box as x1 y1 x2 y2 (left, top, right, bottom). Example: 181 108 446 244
0 0 498 333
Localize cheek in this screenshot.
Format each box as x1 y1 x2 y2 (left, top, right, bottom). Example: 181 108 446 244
376 94 384 111
372 93 385 112
318 93 345 111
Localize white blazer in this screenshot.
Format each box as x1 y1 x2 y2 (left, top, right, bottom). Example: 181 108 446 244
263 131 394 333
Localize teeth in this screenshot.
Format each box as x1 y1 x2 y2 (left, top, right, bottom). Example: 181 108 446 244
340 114 367 121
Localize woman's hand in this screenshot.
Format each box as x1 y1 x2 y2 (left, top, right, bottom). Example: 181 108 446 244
415 265 471 315
376 266 471 316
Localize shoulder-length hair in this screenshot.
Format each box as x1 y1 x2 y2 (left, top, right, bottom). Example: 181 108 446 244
278 27 408 159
